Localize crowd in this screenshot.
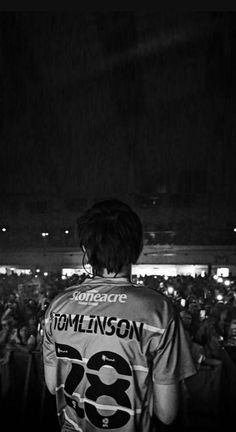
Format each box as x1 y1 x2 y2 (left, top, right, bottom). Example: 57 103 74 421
1 271 236 363
1 270 236 430
0 271 87 358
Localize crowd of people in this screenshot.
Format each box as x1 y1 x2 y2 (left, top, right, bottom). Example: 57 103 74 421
0 271 86 359
1 271 236 364
1 269 236 430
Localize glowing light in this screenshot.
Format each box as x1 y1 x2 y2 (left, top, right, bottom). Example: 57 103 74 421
36 269 40 273
62 268 90 277
224 280 231 287
217 268 229 278
234 228 236 232
164 275 168 280
167 286 174 295
0 267 7 274
213 275 218 280
61 275 67 280
217 277 223 283
65 230 69 234
44 272 48 276
1 228 7 232
41 232 49 237
216 294 223 302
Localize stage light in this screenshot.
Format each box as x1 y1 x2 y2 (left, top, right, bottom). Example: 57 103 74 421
1 227 7 232
44 272 48 276
41 232 49 237
65 230 69 234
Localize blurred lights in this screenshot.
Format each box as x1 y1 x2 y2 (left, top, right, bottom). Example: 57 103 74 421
217 268 229 278
65 230 69 234
216 294 224 302
137 279 144 285
36 269 40 273
217 277 223 283
224 280 231 287
44 272 48 276
1 227 7 232
41 232 49 237
167 286 174 295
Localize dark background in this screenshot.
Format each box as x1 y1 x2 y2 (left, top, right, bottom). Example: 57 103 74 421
1 12 236 247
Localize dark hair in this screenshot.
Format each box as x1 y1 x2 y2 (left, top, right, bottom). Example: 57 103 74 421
77 199 143 274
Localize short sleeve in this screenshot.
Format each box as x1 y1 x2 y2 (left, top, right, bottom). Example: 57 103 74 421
152 313 196 384
43 310 57 367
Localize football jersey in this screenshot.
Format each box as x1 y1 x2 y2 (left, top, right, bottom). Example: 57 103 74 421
43 276 196 432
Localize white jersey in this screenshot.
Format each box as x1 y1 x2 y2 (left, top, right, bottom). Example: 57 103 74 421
43 276 196 432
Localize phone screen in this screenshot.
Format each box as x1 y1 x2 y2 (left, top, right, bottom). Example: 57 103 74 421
200 310 206 320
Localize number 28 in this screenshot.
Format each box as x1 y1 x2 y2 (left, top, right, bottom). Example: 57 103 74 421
56 343 132 429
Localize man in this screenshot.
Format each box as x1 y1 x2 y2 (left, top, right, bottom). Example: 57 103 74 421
43 199 196 432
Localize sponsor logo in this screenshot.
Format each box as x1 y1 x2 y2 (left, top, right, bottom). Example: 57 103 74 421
70 289 127 306
102 354 115 362
57 347 68 355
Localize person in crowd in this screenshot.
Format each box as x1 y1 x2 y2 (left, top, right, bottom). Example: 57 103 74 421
194 303 232 360
225 307 236 346
180 310 206 368
43 199 196 432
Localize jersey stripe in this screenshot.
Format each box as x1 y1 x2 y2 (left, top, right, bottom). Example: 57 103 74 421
64 411 83 431
64 390 142 415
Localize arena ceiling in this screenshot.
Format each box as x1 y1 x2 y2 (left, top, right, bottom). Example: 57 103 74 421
0 12 236 214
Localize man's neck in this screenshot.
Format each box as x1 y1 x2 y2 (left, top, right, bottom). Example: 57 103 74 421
95 265 131 279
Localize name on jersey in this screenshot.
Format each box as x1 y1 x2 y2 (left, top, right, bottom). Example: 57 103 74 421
70 289 127 306
51 313 143 341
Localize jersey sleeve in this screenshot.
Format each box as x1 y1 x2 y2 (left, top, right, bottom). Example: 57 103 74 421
152 313 196 384
43 309 57 367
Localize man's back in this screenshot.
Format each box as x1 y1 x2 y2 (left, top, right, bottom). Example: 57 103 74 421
43 276 195 432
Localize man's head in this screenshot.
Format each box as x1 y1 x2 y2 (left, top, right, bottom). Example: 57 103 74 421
77 199 143 275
